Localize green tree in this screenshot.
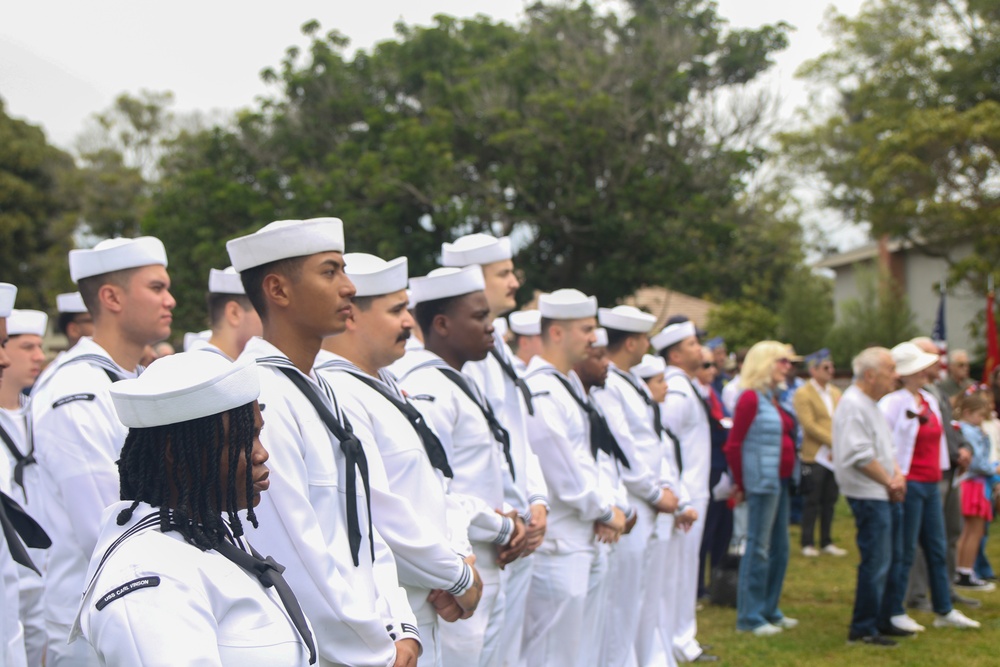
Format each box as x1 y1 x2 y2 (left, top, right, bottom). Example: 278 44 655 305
0 98 79 310
783 0 1000 296
706 299 780 351
777 269 835 355
826 264 918 367
145 3 799 336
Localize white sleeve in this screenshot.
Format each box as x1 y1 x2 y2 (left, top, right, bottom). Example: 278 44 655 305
525 445 550 508
526 392 614 524
85 569 224 666
250 393 397 667
592 386 662 505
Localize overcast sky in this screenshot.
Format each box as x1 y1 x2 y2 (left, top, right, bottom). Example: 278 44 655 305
1 0 865 149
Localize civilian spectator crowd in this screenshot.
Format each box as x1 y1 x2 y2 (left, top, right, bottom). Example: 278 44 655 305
0 221 996 666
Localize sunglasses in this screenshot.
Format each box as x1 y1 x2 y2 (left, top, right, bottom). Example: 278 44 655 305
701 362 716 369
777 358 792 365
819 364 834 371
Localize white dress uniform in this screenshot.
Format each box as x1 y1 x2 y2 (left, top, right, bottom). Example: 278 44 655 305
395 349 516 667
463 329 549 667
30 338 138 666
187 338 233 361
238 338 418 667
661 364 710 663
0 400 46 667
71 502 312 666
315 351 476 667
521 357 618 667
591 363 677 667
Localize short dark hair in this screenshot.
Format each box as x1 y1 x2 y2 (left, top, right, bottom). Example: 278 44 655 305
77 268 138 316
207 293 254 327
239 257 306 320
351 295 375 312
116 402 258 550
659 341 681 363
605 328 636 353
414 296 461 337
57 311 80 336
540 317 557 342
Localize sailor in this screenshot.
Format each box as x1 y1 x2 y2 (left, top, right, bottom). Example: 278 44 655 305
314 252 483 666
187 266 262 360
521 289 627 667
393 266 526 667
227 218 420 667
652 321 715 664
33 292 93 392
591 306 685 667
441 233 549 667
0 309 49 666
508 310 542 374
0 284 28 667
31 237 175 666
71 352 316 665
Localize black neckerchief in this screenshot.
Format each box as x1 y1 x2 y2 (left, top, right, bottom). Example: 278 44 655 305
611 366 664 440
273 365 374 567
0 419 35 497
549 373 631 469
489 346 535 416
437 367 516 480
0 491 50 574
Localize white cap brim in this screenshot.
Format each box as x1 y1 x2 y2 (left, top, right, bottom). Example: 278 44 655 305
7 310 48 337
208 267 245 295
598 306 656 333
651 321 697 353
538 289 597 320
410 266 485 306
69 237 168 282
227 218 345 272
0 284 16 318
344 253 408 297
441 234 512 267
56 292 87 314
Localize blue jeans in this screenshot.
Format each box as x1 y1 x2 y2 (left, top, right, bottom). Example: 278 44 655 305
736 481 790 631
885 481 952 618
847 497 893 637
975 523 994 580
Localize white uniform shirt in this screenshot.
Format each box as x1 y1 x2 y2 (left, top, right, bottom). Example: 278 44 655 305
314 351 474 623
464 333 549 516
187 338 234 361
394 349 514 581
662 365 711 502
523 357 616 552
239 337 416 667
73 502 312 666
591 364 671 507
30 338 137 633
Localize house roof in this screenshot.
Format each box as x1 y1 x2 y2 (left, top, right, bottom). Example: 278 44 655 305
622 286 716 330
814 239 908 270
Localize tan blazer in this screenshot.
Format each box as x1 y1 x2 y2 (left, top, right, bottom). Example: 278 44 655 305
793 380 842 463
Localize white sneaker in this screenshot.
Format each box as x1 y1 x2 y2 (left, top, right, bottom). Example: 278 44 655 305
933 609 981 629
890 614 926 633
822 544 848 557
773 617 798 629
751 623 783 636
802 546 820 557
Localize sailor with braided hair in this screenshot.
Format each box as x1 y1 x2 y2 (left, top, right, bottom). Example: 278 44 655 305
71 352 316 666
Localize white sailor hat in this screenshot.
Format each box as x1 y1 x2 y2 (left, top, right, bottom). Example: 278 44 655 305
441 233 512 267
632 354 667 379
344 253 408 297
538 289 597 320
493 316 508 339
598 305 656 334
208 267 245 295
509 310 541 336
56 292 87 314
183 330 212 351
592 328 608 348
650 321 697 353
69 237 168 283
7 310 48 337
111 353 260 429
409 266 485 306
0 284 15 318
226 218 345 273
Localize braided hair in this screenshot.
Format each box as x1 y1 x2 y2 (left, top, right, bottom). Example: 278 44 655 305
116 402 258 550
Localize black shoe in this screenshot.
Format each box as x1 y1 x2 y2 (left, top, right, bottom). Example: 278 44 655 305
878 624 914 637
847 634 897 647
692 652 721 663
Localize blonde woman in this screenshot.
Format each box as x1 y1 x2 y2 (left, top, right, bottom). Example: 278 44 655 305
723 341 797 636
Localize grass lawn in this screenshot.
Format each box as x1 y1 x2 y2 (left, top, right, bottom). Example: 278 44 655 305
695 499 1000 666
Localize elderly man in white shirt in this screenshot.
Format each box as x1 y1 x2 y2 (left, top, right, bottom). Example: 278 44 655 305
229 219 420 667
